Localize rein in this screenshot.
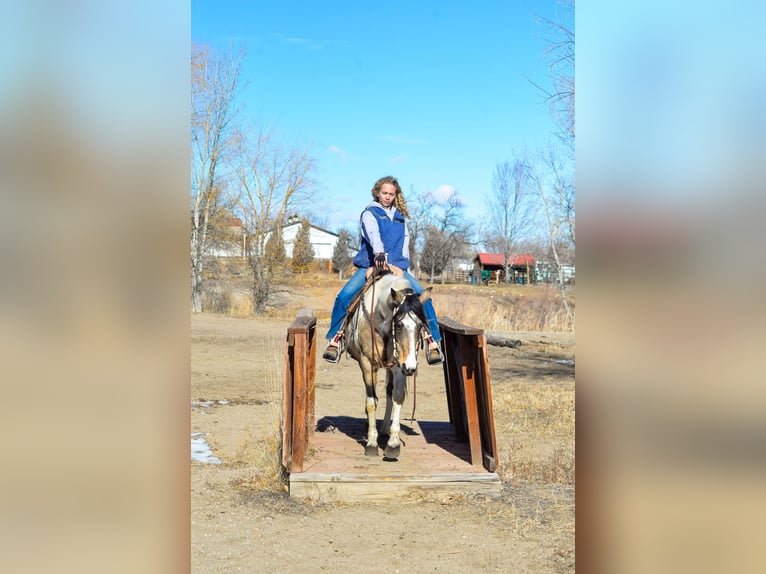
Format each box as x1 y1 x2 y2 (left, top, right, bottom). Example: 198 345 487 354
365 270 397 369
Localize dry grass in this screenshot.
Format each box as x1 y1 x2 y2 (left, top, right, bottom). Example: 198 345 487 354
494 381 575 486
435 284 574 332
202 268 575 332
231 418 289 493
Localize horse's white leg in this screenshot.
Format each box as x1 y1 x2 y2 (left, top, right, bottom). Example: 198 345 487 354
365 395 378 455
384 369 406 459
361 361 379 456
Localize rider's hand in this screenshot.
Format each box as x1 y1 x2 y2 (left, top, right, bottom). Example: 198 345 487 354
374 252 387 270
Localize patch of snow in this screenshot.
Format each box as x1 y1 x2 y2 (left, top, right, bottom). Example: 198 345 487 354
191 434 222 464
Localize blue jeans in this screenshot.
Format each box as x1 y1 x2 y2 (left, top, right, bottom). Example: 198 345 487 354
326 268 441 342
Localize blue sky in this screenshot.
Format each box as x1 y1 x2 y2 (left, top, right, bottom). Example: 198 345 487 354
192 1 572 232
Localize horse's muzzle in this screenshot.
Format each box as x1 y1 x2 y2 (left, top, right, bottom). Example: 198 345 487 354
400 364 416 377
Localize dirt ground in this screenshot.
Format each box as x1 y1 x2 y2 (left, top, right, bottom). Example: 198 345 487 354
191 312 575 573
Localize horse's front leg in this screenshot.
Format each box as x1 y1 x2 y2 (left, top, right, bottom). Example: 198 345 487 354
381 368 394 437
361 358 379 456
384 366 407 460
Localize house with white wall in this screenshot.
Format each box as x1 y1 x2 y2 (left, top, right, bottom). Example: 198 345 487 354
280 220 345 260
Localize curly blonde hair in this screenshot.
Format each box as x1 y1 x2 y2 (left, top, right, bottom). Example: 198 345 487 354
370 175 410 218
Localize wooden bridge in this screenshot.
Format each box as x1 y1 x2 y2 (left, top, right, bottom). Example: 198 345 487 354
282 311 501 503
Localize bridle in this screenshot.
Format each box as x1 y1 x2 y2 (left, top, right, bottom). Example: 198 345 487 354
363 272 420 370
362 275 397 369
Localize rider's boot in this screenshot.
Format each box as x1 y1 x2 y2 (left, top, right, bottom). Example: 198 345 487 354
323 331 344 363
422 332 444 365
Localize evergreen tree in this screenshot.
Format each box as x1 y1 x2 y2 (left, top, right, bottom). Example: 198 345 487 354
291 218 314 273
331 228 354 279
264 222 286 275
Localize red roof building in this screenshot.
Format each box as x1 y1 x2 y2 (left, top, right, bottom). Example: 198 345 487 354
473 253 536 284
475 253 535 267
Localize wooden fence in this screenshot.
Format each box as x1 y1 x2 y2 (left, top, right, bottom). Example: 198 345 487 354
438 316 499 472
281 311 317 473
282 311 498 475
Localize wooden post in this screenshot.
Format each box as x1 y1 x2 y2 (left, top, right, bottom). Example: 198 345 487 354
437 317 499 472
283 312 317 473
440 327 467 439
476 334 498 472
459 335 483 466
282 333 295 470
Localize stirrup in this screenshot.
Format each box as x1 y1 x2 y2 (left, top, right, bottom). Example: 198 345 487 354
323 334 343 364
422 333 443 365
426 343 443 365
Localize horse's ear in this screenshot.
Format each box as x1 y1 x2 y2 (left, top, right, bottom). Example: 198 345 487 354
419 287 433 304
391 288 405 304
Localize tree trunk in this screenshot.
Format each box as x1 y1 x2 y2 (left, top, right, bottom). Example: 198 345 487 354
191 272 203 312
191 241 204 312
485 334 522 348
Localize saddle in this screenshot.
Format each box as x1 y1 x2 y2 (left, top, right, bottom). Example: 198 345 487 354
332 266 442 366
343 268 392 334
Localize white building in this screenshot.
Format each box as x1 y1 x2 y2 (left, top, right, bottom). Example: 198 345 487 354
280 221 345 260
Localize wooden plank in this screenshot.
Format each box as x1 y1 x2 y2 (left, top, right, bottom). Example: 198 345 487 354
438 316 484 336
291 332 308 473
288 314 316 334
442 330 467 439
291 472 501 483
477 334 499 472
306 318 316 442
290 472 501 504
282 335 294 470
459 335 483 466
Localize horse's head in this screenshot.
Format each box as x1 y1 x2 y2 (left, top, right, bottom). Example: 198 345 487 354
390 285 432 376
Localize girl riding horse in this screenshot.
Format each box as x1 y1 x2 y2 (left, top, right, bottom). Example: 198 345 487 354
323 175 443 365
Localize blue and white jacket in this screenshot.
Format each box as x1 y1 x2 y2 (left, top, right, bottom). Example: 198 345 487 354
352 202 410 270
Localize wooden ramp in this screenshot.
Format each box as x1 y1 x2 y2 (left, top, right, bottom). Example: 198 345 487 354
283 313 501 503
289 416 501 503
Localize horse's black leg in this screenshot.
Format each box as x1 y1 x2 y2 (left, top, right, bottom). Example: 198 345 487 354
381 369 394 439
383 367 407 460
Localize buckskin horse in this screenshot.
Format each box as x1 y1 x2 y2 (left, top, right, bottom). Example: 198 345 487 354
343 271 432 459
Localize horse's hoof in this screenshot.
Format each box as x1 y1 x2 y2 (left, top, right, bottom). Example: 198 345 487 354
364 445 379 457
384 444 400 460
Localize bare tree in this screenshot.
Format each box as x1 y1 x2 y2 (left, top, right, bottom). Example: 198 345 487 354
485 158 537 283
418 189 471 283
527 145 575 325
234 126 315 314
404 186 436 276
529 1 575 154
191 43 244 312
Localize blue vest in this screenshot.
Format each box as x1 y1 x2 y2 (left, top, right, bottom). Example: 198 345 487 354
352 206 409 270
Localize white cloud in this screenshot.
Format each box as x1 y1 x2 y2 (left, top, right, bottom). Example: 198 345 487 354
389 154 408 163
431 184 456 201
272 33 324 50
379 135 427 145
327 144 348 162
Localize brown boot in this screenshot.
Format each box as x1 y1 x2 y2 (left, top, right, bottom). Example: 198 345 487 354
323 332 343 363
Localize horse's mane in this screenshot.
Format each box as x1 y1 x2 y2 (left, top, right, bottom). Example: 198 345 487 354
393 286 428 325
356 272 428 329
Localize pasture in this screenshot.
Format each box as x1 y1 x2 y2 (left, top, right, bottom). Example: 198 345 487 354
192 278 574 572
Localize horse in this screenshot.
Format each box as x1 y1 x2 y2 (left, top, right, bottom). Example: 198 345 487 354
343 271 432 459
